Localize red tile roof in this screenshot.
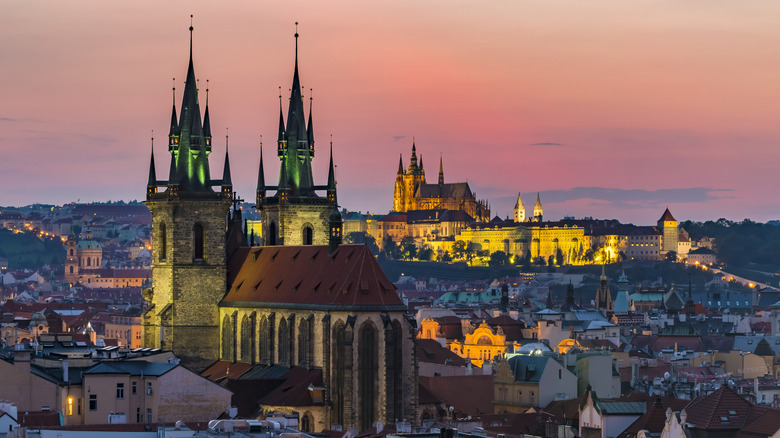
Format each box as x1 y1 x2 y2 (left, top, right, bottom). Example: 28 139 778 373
222 245 404 311
259 366 323 406
201 361 254 383
417 339 467 366
418 375 493 417
684 387 751 430
738 406 780 437
18 410 61 428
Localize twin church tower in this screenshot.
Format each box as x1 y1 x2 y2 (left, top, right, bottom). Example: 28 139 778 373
143 25 341 362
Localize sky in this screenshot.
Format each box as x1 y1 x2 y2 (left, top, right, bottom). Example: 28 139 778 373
3 1 780 225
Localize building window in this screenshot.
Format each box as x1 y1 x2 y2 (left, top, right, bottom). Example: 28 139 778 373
303 226 313 245
159 222 167 261
146 408 153 423
132 382 137 395
89 394 97 411
136 408 141 423
269 222 277 246
67 396 73 415
518 391 523 403
193 223 204 260
530 392 535 405
146 382 152 395
116 383 124 399
559 369 562 379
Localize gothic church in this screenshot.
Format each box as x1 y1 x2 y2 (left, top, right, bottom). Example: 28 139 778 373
142 25 418 432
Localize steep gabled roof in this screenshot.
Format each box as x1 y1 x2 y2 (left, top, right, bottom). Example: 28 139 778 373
684 387 751 430
222 245 405 311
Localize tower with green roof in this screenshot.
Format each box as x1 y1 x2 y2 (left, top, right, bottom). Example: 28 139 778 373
142 22 237 367
255 27 340 246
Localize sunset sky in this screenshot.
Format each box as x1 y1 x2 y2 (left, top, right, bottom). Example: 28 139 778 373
3 1 780 224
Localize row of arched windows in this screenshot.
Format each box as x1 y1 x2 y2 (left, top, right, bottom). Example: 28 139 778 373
221 312 313 367
220 313 406 431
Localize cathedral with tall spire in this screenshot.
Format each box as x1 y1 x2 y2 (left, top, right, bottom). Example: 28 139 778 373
142 23 417 432
392 141 490 222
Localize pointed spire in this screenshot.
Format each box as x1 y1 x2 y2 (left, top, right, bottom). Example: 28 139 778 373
168 78 178 138
420 154 424 171
285 22 307 147
327 136 337 205
307 88 314 149
409 138 418 169
203 80 212 143
222 128 232 187
147 132 157 190
398 154 404 174
257 136 265 190
438 154 444 186
277 87 285 144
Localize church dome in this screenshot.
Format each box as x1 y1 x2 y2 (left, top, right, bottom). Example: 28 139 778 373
76 240 102 250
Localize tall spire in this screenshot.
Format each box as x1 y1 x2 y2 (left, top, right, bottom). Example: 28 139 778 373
168 79 178 138
277 87 285 146
420 154 424 172
398 154 404 174
257 136 266 206
169 16 210 191
222 129 232 187
438 155 444 186
327 136 337 204
307 89 314 149
203 80 212 146
147 132 157 192
409 138 418 169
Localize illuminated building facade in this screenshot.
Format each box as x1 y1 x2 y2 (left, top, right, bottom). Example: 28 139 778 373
392 143 490 222
142 27 418 431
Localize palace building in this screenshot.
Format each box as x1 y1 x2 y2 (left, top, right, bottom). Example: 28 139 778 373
142 25 418 431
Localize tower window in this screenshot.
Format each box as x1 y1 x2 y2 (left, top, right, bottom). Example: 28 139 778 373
303 226 313 245
159 222 167 261
194 223 204 260
269 222 277 246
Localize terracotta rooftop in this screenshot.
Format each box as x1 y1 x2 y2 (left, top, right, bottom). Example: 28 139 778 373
222 245 405 311
418 374 494 417
684 387 751 430
417 338 467 366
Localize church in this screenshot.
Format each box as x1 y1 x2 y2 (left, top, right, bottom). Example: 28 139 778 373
142 25 418 432
392 142 491 222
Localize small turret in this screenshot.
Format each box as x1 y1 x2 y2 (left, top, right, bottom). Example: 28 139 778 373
221 132 232 197
327 140 337 204
147 135 158 198
533 193 543 221
328 206 343 254
438 155 444 186
256 139 266 207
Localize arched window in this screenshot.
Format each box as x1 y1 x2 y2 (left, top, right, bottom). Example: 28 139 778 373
359 323 378 431
159 222 167 261
86 258 91 267
69 266 74 274
298 316 313 366
303 226 313 245
332 321 347 427
268 222 277 246
69 249 74 256
193 224 204 260
278 317 289 365
386 320 404 423
301 412 314 433
221 316 232 361
240 315 252 363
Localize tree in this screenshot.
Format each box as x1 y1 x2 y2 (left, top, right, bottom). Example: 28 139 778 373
532 256 547 267
665 251 678 262
382 236 401 260
441 251 452 263
345 231 379 255
400 236 417 261
548 255 555 272
555 248 564 266
489 251 508 267
418 247 434 261
452 240 467 260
